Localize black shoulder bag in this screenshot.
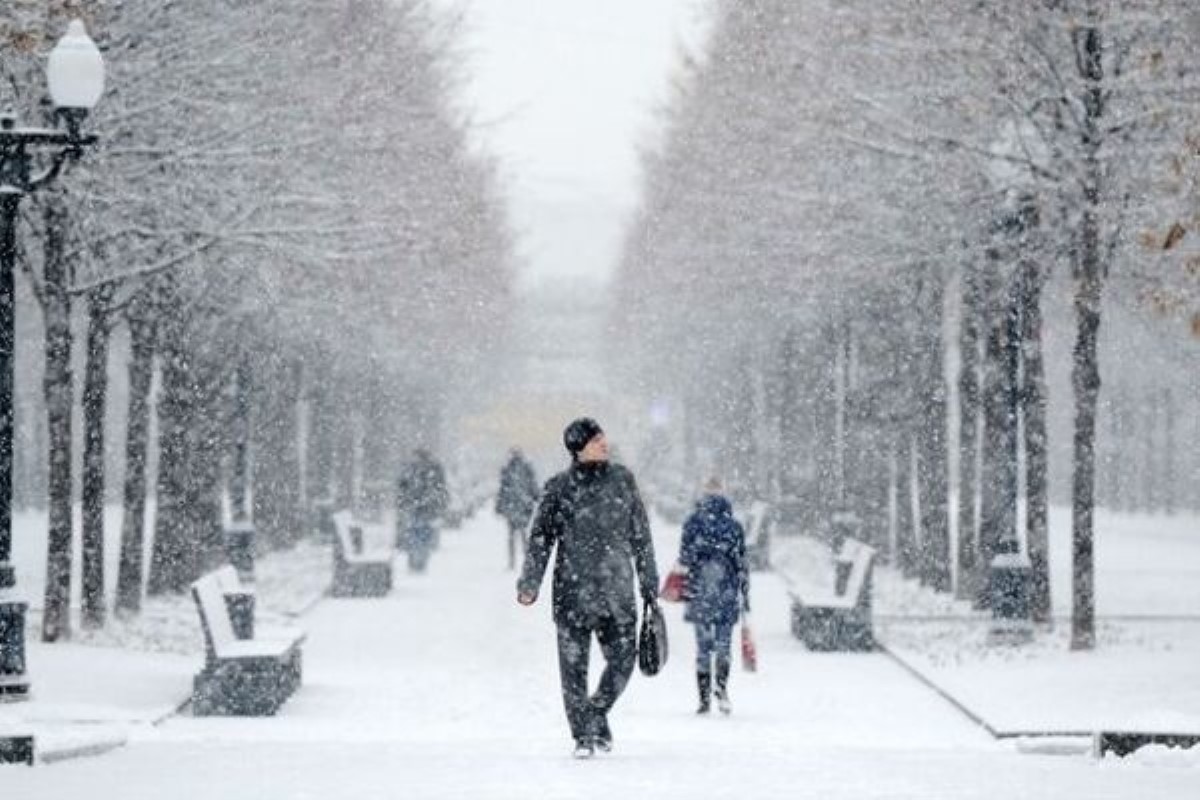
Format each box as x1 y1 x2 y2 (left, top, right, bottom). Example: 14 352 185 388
638 600 669 676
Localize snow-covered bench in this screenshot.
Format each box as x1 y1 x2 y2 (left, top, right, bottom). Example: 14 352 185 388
789 537 876 651
331 511 393 597
190 569 305 716
0 733 33 765
1095 731 1200 758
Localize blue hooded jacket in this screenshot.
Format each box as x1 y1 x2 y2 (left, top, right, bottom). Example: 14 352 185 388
679 494 749 626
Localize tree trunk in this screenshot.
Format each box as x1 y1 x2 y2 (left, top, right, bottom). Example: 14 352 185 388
147 331 190 595
41 193 75 643
252 353 303 549
1071 265 1102 650
230 356 252 523
1019 257 1051 623
0 195 15 585
114 314 156 617
330 384 357 509
148 325 224 594
895 433 918 578
977 241 1021 609
956 261 983 601
307 355 335 504
836 325 852 511
777 330 805 504
1070 12 1104 652
915 265 952 592
80 288 114 630
813 321 840 527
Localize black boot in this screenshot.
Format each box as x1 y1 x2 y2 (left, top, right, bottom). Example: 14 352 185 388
696 671 712 715
592 710 612 752
714 659 731 715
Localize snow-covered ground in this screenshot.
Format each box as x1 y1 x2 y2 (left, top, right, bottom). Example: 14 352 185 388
3 508 1198 796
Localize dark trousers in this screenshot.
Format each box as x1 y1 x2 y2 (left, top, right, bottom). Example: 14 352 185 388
556 614 637 741
694 621 734 673
506 520 527 570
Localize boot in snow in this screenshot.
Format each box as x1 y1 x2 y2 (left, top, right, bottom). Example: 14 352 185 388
573 738 595 759
714 660 732 715
696 671 712 715
593 714 613 752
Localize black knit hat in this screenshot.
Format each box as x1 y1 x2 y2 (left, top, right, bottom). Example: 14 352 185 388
563 417 603 456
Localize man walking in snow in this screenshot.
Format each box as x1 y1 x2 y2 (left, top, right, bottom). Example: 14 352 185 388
517 418 660 759
496 447 540 570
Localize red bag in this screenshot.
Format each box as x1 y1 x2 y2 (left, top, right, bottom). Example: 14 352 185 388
741 624 757 672
659 567 687 603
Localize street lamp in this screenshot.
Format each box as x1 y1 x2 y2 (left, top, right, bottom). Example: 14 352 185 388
0 19 104 701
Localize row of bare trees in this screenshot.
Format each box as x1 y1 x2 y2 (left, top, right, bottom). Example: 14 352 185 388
613 0 1200 648
2 1 513 640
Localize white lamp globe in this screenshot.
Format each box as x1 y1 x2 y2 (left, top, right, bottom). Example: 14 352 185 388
47 20 105 111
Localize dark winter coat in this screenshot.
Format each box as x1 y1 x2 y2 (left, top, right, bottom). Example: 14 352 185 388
396 453 450 523
680 494 749 626
518 460 660 627
495 454 539 528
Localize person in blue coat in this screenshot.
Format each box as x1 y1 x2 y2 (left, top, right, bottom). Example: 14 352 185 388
678 477 750 715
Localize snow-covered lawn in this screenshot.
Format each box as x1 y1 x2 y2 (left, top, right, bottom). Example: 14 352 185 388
776 506 1200 735
1 520 329 762
3 508 1197 796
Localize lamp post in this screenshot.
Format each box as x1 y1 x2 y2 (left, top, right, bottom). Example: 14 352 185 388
0 20 104 701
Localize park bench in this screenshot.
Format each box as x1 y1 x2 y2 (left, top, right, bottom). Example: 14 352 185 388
789 537 876 651
331 511 394 597
0 732 33 765
190 569 305 716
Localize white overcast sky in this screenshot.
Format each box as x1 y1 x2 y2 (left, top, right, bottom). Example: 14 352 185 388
428 0 714 289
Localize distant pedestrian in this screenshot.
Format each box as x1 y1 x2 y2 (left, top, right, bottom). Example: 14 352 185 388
517 418 660 759
396 448 450 572
678 477 749 715
496 448 540 570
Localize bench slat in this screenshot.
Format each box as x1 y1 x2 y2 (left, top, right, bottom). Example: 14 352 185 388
193 573 237 656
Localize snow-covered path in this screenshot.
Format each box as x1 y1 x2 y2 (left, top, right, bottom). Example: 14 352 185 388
7 512 1191 797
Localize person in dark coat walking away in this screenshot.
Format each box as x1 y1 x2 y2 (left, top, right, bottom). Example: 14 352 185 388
678 477 749 715
517 418 660 759
396 448 450 572
496 448 540 570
